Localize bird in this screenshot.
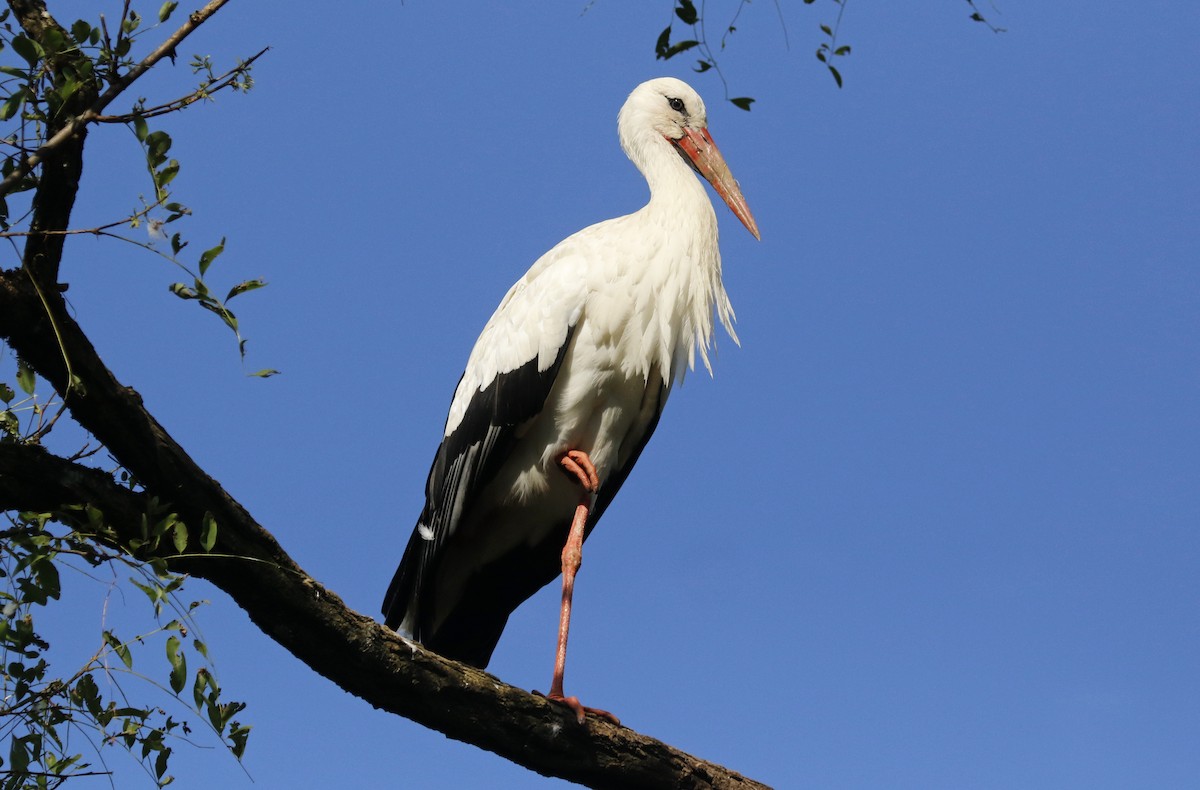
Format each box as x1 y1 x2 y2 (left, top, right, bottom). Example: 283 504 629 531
382 77 759 723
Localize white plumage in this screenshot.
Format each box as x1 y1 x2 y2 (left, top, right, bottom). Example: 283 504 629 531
383 77 758 718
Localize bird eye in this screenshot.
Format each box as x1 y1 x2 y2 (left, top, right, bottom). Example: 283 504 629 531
667 97 685 113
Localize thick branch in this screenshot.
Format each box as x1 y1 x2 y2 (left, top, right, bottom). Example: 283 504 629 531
8 0 101 284
0 272 768 789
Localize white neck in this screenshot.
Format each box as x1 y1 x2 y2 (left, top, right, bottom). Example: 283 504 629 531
619 127 737 381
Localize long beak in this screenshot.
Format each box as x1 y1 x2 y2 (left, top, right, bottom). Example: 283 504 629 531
672 127 761 240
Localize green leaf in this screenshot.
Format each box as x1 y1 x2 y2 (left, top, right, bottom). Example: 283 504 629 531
835 45 852 56
148 556 169 578
103 631 133 669
145 130 172 166
74 673 102 717
9 734 31 773
155 746 171 780
229 723 251 758
654 26 672 59
694 59 712 73
157 160 179 187
661 39 699 60
200 512 217 551
131 579 163 608
153 511 177 540
11 36 41 67
71 19 93 44
155 160 180 200
0 89 26 122
169 282 198 299
16 359 35 395
0 65 28 78
249 369 281 379
122 10 142 35
730 97 755 111
41 27 66 56
0 409 15 437
159 1 179 23
192 668 211 710
675 0 699 25
828 65 844 89
166 635 186 693
171 520 187 553
55 75 81 105
199 300 237 331
75 57 96 80
32 555 60 600
226 278 267 301
0 382 13 403
133 115 149 142
218 307 238 332
198 237 225 276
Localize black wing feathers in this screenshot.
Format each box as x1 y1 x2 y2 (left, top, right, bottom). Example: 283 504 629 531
381 326 578 638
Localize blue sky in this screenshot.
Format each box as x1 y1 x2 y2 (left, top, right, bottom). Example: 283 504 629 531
9 1 1199 787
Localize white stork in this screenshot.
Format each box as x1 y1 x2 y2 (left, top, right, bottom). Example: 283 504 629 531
383 77 759 723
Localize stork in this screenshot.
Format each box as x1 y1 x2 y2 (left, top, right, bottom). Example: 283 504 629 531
383 77 759 724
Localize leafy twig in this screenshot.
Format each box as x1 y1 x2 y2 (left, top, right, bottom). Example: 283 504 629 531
94 47 268 123
655 0 756 110
814 0 851 89
0 0 235 198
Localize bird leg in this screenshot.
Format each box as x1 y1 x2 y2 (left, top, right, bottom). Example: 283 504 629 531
535 450 619 725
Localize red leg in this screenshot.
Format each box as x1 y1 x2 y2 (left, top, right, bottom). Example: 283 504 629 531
535 450 619 725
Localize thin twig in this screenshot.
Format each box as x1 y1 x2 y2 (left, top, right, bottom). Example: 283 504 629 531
0 187 177 239
93 47 269 123
772 0 790 51
22 266 76 401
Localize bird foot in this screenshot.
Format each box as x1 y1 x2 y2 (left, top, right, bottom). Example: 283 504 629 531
534 689 620 726
557 449 599 493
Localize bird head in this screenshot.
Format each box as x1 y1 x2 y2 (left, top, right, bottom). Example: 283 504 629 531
618 77 760 240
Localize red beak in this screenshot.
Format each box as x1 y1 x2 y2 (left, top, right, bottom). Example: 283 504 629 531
673 127 761 240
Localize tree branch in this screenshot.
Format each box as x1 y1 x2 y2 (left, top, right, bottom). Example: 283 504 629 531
0 0 234 199
0 272 768 789
7 0 102 284
93 47 268 122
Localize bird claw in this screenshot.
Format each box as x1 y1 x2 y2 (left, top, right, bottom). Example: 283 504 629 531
558 449 600 493
534 689 620 726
